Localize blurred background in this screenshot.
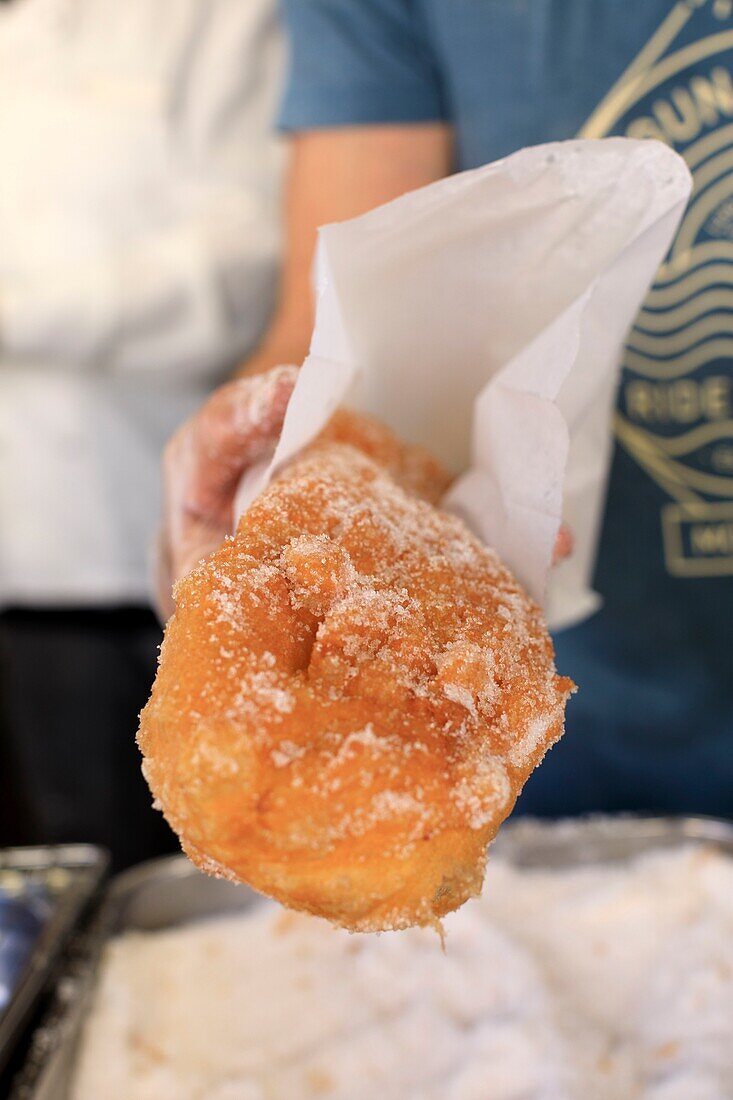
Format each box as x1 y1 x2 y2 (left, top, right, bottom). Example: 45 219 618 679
0 0 284 868
1 0 731 875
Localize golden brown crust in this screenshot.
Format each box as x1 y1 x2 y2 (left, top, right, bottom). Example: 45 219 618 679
139 411 573 931
316 409 453 505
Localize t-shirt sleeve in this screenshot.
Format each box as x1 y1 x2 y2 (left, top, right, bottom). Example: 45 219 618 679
278 0 447 130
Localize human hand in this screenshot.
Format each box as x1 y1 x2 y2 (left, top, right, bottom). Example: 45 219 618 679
156 365 298 620
553 524 573 565
155 361 573 620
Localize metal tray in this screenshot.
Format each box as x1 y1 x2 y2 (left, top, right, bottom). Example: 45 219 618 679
10 855 260 1100
12 815 733 1100
0 846 107 1084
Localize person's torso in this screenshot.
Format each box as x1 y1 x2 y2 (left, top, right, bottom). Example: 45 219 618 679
419 0 733 802
0 0 283 606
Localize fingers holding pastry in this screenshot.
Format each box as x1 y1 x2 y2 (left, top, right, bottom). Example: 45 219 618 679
156 365 298 619
552 523 574 565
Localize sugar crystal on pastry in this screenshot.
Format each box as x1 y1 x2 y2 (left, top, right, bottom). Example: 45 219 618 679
139 407 573 931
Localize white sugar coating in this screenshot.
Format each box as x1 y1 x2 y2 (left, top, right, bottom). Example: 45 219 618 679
270 740 305 768
442 681 479 717
229 365 298 440
451 757 512 830
72 845 733 1100
143 419 576 933
168 441 569 854
507 715 554 768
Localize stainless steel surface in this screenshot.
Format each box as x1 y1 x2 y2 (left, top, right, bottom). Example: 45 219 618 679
14 816 733 1100
11 856 260 1100
493 813 733 865
0 846 107 1084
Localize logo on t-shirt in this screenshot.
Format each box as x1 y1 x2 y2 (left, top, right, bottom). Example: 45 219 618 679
583 0 733 577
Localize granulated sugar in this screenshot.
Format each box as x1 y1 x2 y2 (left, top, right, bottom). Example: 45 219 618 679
140 413 575 933
72 845 733 1100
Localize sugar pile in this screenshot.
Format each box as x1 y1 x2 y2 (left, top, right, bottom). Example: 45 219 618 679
72 846 733 1100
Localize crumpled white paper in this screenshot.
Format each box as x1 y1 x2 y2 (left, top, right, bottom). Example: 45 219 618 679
238 139 691 630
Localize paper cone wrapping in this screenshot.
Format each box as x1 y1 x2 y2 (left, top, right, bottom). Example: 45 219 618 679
237 139 691 629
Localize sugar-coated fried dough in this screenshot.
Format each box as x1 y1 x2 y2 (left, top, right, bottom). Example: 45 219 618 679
139 410 574 932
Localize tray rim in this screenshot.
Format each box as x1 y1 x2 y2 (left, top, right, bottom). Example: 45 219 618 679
494 811 733 855
11 813 733 1099
0 845 108 1083
100 812 733 906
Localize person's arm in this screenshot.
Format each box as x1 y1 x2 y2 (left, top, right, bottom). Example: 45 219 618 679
240 122 452 376
155 124 452 617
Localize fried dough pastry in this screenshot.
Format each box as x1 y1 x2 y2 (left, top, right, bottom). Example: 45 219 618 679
139 410 574 932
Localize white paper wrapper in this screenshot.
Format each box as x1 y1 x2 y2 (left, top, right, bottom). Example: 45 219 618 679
237 139 691 630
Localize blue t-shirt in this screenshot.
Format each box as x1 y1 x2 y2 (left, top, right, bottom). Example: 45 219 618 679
280 0 733 817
